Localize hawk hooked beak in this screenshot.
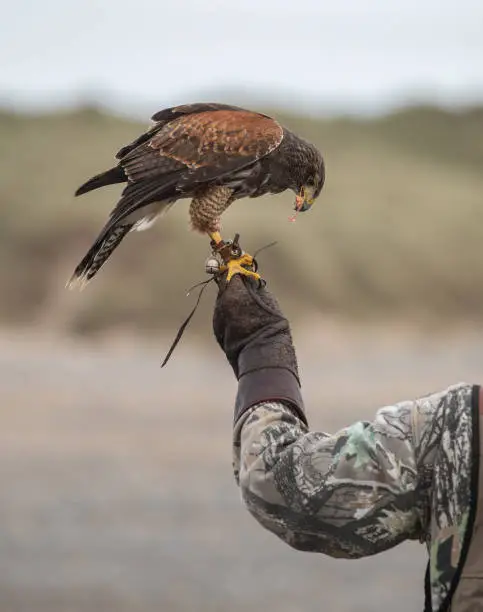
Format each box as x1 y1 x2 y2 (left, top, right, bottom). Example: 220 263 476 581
294 186 315 212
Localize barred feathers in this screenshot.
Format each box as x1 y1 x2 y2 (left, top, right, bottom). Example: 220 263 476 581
66 224 132 290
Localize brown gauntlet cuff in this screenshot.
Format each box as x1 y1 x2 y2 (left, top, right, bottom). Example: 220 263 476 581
234 367 307 426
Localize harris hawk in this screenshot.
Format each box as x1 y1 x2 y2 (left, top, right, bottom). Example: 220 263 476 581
68 103 325 288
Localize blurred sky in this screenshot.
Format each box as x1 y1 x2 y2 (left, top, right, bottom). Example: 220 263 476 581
2 0 483 117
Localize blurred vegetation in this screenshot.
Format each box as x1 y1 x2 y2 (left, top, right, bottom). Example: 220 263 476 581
0 104 482 336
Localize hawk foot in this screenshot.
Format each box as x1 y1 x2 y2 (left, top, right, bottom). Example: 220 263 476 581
220 253 261 283
207 232 262 282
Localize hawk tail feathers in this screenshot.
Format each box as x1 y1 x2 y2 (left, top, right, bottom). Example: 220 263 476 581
66 223 132 290
75 166 126 196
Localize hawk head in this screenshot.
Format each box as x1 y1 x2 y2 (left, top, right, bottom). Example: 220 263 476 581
292 145 325 213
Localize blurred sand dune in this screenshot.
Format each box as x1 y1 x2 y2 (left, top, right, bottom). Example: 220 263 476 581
0 105 483 335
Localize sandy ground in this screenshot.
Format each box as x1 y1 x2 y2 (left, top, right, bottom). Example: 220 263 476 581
0 323 482 612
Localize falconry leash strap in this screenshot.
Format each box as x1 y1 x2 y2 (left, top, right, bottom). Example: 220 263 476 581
160 235 275 368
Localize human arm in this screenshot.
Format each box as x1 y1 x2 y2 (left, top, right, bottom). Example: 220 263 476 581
213 274 467 558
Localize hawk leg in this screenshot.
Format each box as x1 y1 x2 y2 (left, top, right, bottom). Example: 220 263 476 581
190 185 234 235
190 186 261 282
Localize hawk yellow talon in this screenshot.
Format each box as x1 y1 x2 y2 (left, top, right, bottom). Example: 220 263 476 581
221 254 261 283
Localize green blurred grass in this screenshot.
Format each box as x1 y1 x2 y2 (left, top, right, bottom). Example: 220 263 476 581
0 104 482 335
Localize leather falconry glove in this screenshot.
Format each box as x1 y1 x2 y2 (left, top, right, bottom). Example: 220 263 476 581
213 274 307 426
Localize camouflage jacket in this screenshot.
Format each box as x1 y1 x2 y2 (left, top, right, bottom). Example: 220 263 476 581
233 382 479 611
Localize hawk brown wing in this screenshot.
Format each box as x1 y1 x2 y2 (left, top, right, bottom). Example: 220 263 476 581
110 109 284 228
149 109 283 167
120 109 283 178
115 102 257 160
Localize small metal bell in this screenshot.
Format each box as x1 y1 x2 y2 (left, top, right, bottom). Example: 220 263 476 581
205 257 220 275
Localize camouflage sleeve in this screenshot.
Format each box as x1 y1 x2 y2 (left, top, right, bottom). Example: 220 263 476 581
233 398 430 559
